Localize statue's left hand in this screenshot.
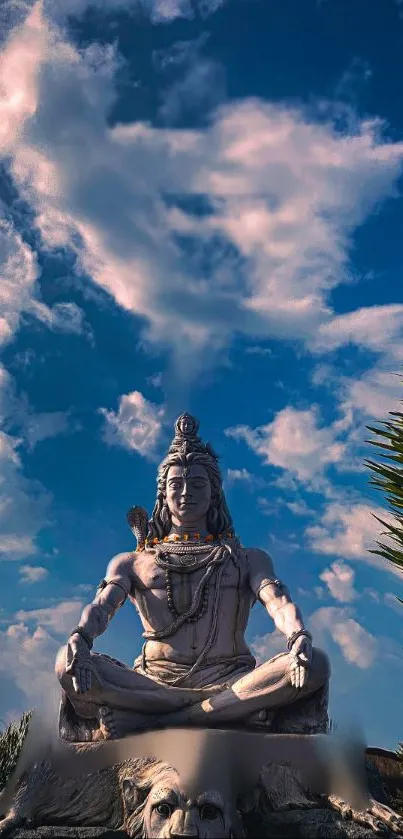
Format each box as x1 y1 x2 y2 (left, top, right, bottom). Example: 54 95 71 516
289 634 312 690
65 634 93 694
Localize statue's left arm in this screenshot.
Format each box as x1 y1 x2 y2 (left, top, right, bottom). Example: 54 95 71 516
246 547 312 689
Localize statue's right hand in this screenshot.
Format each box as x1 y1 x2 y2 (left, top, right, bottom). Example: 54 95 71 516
66 634 93 694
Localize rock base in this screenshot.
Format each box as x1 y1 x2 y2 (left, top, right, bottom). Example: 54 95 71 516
8 810 388 839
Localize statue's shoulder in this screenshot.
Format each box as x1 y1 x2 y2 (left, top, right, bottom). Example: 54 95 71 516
241 546 275 576
106 551 137 578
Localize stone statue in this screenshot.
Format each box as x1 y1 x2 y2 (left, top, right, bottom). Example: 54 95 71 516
2 722 403 837
2 414 402 839
55 413 330 741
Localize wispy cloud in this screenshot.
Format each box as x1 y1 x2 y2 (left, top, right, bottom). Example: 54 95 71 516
310 606 378 669
1 0 229 31
384 592 403 614
311 305 403 360
0 597 83 722
19 564 49 583
249 629 286 665
0 218 39 347
22 411 71 450
0 424 51 561
226 406 346 483
1 5 403 378
0 622 60 717
306 501 403 576
244 345 273 356
226 467 257 486
153 32 225 124
15 599 83 635
99 390 164 459
319 560 357 603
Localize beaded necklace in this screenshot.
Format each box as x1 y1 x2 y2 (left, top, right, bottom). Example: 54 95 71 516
141 537 240 686
153 541 224 622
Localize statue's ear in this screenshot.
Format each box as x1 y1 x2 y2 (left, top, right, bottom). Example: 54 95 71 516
122 779 144 813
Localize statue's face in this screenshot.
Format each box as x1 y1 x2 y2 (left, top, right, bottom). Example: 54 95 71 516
141 771 232 838
166 464 212 527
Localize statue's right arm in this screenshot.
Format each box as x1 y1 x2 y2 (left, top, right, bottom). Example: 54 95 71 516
69 552 134 645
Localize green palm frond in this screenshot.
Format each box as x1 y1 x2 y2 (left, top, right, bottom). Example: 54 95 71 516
0 710 33 791
365 389 403 589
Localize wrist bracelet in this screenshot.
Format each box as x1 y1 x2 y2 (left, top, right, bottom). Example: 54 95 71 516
70 626 93 650
287 629 312 651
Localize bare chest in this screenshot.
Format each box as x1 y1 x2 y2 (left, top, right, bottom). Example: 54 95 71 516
132 549 247 594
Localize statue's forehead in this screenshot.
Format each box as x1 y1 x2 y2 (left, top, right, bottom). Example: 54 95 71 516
167 464 209 480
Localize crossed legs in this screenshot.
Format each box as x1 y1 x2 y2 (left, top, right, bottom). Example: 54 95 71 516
55 646 330 738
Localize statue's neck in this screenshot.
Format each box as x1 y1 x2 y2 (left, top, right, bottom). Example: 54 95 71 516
169 523 210 540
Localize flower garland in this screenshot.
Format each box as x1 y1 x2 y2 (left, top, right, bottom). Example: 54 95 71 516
136 530 235 552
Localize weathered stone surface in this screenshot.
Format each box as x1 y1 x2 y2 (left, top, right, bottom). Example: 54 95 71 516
245 809 384 838
12 830 126 838
272 683 329 735
7 811 389 839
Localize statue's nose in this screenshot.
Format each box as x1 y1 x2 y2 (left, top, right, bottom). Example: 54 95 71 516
169 809 199 837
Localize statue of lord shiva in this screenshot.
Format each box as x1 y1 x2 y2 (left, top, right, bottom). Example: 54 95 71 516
56 413 330 741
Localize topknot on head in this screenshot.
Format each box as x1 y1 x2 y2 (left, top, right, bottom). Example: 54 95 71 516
167 413 219 462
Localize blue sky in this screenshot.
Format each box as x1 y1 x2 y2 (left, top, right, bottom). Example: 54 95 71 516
1 0 403 748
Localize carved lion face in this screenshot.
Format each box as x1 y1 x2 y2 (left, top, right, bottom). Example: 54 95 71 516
123 766 237 838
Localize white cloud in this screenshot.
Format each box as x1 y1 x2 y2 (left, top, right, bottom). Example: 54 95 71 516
22 410 71 450
0 364 55 561
310 362 403 479
249 629 286 665
336 366 403 434
1 6 403 374
1 0 225 30
29 300 91 339
226 467 254 484
310 606 377 669
306 501 403 576
384 592 403 614
198 0 226 15
0 622 60 718
0 218 39 348
0 426 50 561
19 564 48 583
245 345 273 356
145 0 193 22
311 304 403 360
155 34 225 124
226 406 346 482
15 599 83 635
99 390 164 459
0 200 88 352
319 560 357 603
284 499 313 517
363 587 380 603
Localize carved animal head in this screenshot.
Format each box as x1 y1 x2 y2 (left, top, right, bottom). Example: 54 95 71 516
120 759 242 838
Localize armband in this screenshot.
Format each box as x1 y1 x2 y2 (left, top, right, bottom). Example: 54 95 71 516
70 626 93 649
96 578 128 604
287 629 312 651
257 578 287 597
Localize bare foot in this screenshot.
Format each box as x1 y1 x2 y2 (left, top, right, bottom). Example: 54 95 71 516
246 709 276 730
98 706 160 739
328 794 403 835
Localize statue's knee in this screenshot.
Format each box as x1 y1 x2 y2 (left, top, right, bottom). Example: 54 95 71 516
55 645 68 685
